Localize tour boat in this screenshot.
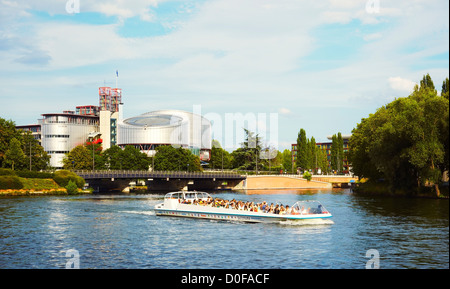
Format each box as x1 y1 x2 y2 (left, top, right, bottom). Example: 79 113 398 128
154 191 332 223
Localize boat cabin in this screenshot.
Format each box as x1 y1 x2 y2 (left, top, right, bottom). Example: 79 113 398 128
163 191 212 209
290 200 329 215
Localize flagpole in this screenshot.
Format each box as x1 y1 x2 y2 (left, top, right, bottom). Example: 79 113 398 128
115 70 118 88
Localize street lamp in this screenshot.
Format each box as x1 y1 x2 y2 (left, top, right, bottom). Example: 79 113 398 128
90 137 95 171
87 131 102 171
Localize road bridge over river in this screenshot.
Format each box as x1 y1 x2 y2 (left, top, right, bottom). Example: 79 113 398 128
74 170 246 192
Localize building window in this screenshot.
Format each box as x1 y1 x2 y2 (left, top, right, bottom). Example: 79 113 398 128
44 135 70 138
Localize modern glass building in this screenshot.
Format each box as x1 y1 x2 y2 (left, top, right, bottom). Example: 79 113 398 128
118 110 212 161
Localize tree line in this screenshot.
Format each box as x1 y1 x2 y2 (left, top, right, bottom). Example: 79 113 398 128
295 129 347 175
65 129 295 173
0 119 50 171
207 129 293 174
349 74 449 197
63 141 203 172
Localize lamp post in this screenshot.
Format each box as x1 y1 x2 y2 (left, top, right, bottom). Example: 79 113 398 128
89 137 95 171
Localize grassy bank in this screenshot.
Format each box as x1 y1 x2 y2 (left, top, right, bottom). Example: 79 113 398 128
0 177 93 196
0 187 68 196
0 169 90 196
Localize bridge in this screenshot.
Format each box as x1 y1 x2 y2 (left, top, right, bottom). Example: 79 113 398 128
311 175 358 188
74 170 246 192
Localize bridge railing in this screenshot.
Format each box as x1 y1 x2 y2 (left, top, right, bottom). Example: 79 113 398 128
73 170 246 179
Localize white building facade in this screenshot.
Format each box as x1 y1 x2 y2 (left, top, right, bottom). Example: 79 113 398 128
118 110 212 161
40 113 99 168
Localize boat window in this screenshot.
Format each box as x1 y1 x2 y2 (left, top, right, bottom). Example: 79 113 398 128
291 201 328 215
197 192 208 200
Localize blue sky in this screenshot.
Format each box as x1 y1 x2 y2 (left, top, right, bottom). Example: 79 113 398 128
0 0 448 151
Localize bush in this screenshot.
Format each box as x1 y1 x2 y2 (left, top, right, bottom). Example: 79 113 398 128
53 170 85 189
303 171 312 181
65 180 79 195
0 176 24 190
0 168 16 176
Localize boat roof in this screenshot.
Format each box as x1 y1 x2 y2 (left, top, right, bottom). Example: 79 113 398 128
164 191 211 199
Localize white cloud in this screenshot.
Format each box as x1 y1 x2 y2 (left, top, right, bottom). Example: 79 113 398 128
388 77 417 92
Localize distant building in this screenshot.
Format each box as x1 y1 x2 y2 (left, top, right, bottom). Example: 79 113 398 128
292 134 351 174
118 110 212 161
17 86 121 169
15 124 42 144
16 85 212 168
40 112 100 168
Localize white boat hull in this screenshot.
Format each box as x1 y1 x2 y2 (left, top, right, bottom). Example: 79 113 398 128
154 203 332 223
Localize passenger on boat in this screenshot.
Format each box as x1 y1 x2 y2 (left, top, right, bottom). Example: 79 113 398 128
301 206 310 214
184 195 323 216
274 204 279 214
286 205 291 215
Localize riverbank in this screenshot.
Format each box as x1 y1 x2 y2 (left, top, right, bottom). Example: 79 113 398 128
0 169 89 197
352 181 449 199
234 175 332 190
1 188 68 196
0 177 93 196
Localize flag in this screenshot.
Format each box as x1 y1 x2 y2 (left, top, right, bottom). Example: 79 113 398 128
116 70 118 77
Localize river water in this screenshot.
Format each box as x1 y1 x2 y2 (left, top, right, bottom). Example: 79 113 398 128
0 189 448 269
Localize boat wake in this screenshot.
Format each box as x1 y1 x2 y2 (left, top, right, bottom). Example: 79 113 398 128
120 210 155 216
278 218 334 226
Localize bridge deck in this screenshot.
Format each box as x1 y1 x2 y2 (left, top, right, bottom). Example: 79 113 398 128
74 170 246 180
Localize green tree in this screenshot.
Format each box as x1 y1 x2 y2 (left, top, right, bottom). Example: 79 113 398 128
65 180 79 195
317 148 330 174
419 73 436 92
63 145 93 170
102 145 124 170
349 74 449 197
296 129 308 171
119 145 151 170
0 118 21 167
207 141 232 170
337 133 344 173
154 145 202 172
20 131 50 171
230 129 263 171
281 149 293 173
442 77 449 100
330 134 337 172
85 139 105 170
309 137 317 172
330 133 344 173
4 138 26 170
